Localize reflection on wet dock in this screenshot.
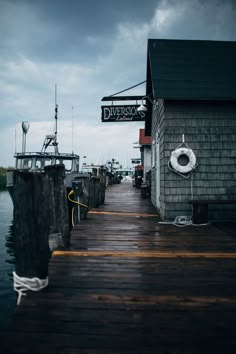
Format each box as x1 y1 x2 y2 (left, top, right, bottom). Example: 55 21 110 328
2 182 236 353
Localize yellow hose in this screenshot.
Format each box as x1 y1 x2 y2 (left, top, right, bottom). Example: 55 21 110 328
71 206 75 227
68 190 88 227
68 190 89 209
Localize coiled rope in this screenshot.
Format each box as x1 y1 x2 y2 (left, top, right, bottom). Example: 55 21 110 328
173 215 193 227
159 172 208 227
13 271 48 306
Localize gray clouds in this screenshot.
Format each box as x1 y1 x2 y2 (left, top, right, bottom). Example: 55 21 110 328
0 0 159 63
1 0 235 66
0 0 236 166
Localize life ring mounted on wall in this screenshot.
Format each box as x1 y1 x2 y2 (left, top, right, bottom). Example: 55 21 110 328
170 147 197 174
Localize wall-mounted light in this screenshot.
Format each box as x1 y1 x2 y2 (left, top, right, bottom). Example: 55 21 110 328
137 96 158 112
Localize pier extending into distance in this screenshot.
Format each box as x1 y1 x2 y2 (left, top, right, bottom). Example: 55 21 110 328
2 181 236 353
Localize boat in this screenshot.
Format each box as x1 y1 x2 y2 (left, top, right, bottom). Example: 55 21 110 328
113 169 134 184
6 96 106 230
6 103 82 198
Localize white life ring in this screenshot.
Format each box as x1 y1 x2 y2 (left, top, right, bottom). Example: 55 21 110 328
170 147 196 174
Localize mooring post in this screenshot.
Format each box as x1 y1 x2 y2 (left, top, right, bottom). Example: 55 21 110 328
99 169 106 205
89 177 95 208
77 175 90 220
67 175 90 224
12 165 68 279
13 170 51 279
89 176 100 208
46 165 70 249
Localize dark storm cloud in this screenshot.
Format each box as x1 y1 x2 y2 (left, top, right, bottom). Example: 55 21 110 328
151 0 236 41
1 0 236 64
0 0 159 63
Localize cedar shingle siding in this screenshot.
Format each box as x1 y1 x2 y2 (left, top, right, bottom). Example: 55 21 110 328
146 39 236 221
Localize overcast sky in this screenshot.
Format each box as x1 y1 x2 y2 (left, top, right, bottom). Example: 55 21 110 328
1 0 236 167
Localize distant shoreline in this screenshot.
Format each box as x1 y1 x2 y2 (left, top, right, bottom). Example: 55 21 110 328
0 167 7 190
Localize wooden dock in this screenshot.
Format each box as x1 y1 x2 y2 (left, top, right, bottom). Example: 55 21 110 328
2 182 236 353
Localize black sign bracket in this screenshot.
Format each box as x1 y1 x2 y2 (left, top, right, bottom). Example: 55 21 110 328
101 95 143 102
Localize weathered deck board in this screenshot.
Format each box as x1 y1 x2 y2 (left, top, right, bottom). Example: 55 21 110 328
1 181 236 353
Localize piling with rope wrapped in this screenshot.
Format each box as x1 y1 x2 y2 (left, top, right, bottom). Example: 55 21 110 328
68 189 89 227
67 175 90 225
11 165 68 304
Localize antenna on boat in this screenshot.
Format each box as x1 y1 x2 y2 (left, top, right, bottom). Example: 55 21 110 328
15 126 17 154
54 83 58 147
72 105 74 154
41 84 59 154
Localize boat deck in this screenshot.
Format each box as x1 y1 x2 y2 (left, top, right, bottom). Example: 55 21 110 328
2 181 236 353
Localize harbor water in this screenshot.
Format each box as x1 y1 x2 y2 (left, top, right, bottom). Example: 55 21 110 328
0 191 16 330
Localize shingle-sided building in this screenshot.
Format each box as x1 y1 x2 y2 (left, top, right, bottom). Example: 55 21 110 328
143 39 236 221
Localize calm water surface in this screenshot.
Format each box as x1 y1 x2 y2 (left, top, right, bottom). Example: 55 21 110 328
0 191 16 330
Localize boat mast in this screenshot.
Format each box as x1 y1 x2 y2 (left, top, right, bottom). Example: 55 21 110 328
54 83 58 153
41 84 59 154
72 105 74 154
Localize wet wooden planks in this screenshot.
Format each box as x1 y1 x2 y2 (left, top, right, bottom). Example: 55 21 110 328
3 255 236 353
1 181 236 353
70 212 236 253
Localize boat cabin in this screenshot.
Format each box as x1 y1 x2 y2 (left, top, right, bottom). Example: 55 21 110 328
14 152 80 173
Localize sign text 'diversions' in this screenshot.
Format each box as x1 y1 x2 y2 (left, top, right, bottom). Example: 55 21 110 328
101 105 146 122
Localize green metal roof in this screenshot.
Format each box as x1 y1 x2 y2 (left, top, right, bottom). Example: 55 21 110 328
147 39 236 100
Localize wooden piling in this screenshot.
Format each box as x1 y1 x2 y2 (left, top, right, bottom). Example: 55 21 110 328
98 170 106 205
12 165 68 279
78 175 90 220
67 175 90 224
45 165 70 248
13 170 51 278
88 167 107 208
89 176 100 208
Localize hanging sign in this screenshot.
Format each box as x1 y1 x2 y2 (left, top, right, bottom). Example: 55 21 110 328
101 105 146 122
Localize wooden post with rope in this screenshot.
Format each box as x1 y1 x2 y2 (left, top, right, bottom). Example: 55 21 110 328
12 165 68 280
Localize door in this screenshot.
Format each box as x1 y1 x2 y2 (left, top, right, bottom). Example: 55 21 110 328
156 132 160 209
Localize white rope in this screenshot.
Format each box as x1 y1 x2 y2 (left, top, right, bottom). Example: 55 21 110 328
173 215 192 227
159 218 208 227
167 160 192 179
13 271 48 306
159 174 208 227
